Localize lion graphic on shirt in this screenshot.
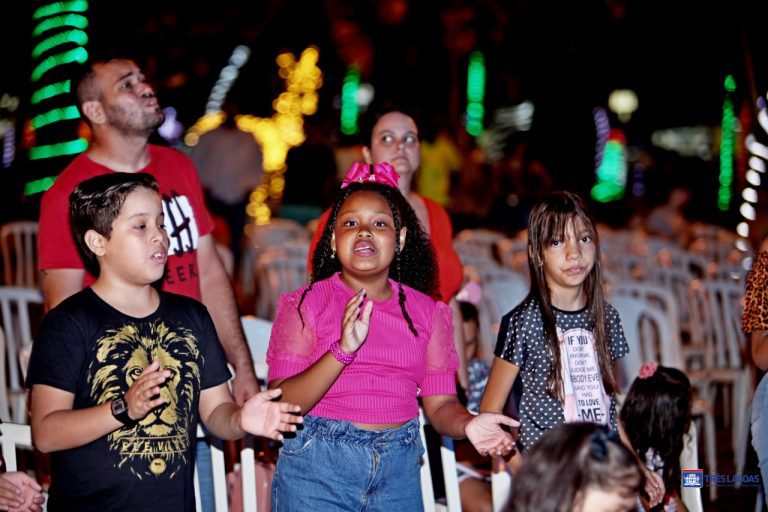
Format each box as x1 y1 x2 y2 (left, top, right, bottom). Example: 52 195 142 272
89 321 201 479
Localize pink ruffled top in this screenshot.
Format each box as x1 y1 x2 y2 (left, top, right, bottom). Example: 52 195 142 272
267 273 459 423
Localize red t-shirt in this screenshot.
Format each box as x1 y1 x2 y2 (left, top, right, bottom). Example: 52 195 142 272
308 194 463 303
38 145 214 301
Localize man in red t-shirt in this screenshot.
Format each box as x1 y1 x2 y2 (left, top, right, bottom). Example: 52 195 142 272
38 58 258 403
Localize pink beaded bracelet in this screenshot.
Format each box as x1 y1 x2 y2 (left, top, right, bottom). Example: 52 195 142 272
329 340 356 365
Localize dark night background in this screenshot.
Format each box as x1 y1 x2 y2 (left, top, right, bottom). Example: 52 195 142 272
1 0 767 228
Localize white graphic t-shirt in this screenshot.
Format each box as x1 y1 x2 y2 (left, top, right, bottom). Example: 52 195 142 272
559 326 610 424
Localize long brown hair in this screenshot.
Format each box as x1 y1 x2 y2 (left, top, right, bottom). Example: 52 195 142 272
526 191 617 401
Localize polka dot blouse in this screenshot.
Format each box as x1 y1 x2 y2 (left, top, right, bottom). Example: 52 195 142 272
494 297 628 451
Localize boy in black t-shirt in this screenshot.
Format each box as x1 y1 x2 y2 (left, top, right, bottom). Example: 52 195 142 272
26 173 302 512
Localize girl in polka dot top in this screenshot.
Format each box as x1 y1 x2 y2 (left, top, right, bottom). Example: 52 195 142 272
480 190 628 449
480 191 666 507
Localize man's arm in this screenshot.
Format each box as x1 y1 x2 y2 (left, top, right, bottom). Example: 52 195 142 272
40 268 85 312
197 234 258 404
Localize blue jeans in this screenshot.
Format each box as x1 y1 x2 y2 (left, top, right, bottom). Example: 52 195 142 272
271 416 424 511
196 439 215 512
752 374 768 505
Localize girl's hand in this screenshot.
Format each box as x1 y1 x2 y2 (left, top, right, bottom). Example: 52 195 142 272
0 471 44 512
240 388 303 441
642 466 665 508
465 413 519 457
124 360 171 423
340 289 374 353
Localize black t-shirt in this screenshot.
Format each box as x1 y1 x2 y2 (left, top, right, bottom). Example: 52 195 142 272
26 288 232 512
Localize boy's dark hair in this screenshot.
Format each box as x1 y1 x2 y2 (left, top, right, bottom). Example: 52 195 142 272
526 191 616 401
302 181 438 337
510 423 643 512
620 365 693 495
69 172 160 277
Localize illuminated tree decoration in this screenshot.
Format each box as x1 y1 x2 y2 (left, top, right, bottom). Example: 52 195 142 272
185 47 323 225
591 128 627 202
718 74 736 211
25 0 90 195
465 51 485 137
340 67 361 136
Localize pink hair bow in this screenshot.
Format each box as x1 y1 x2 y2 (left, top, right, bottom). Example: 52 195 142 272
638 362 658 379
341 162 400 189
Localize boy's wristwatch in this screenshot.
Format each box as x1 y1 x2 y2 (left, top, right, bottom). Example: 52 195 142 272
111 396 137 426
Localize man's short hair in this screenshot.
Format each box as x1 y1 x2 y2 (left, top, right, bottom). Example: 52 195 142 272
70 58 133 125
69 172 159 277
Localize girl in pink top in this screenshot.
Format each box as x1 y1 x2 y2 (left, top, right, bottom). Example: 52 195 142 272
267 162 516 511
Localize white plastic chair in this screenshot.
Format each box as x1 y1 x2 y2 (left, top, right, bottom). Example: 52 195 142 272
686 279 753 479
0 421 33 472
0 221 38 288
680 421 704 512
0 327 9 422
0 286 43 423
419 408 463 512
254 243 309 320
240 218 310 300
490 455 512 512
610 282 683 371
477 273 529 359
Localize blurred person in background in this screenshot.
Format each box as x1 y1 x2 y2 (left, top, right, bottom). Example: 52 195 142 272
190 101 263 267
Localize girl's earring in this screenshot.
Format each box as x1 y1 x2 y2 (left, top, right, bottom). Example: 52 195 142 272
331 249 336 259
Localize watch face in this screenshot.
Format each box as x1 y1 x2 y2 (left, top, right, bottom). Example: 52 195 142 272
112 398 128 415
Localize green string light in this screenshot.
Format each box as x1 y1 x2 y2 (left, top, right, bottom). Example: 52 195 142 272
31 47 88 82
465 51 486 137
33 14 89 37
591 138 627 202
23 176 58 196
340 67 360 136
32 29 88 59
31 80 71 104
718 75 736 211
33 0 88 20
28 138 88 161
31 106 81 130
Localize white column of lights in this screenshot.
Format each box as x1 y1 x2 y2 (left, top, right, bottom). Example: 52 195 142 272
737 94 768 270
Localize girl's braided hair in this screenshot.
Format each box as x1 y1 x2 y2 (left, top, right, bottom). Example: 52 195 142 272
299 181 439 337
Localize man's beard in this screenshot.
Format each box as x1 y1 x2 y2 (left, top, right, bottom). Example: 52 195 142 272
106 104 165 138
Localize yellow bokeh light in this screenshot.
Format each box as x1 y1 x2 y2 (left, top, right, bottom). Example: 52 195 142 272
184 47 322 226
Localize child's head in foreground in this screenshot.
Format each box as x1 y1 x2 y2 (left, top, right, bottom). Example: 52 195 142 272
69 172 165 279
509 422 643 512
620 362 693 494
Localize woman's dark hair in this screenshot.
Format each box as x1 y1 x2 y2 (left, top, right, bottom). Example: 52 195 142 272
526 190 617 401
361 102 422 147
69 172 160 277
301 181 438 336
620 365 693 495
509 423 643 512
